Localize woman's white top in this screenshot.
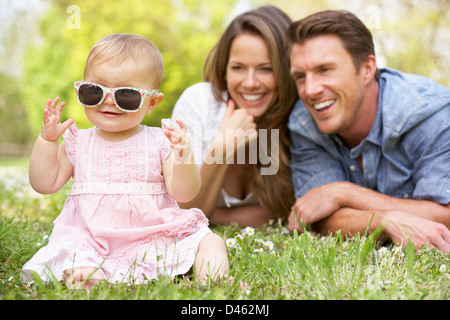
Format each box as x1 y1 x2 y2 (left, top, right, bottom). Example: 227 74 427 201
171 82 258 208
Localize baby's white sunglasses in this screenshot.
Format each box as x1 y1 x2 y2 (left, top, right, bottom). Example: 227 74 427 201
74 81 159 112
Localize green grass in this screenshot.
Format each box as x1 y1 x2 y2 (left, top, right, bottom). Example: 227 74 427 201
1 165 449 301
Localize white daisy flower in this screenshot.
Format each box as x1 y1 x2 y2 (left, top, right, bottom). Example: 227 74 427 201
263 241 274 250
225 238 237 248
243 226 255 237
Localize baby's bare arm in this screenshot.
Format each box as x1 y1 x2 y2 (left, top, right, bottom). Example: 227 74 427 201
29 98 74 194
163 120 200 202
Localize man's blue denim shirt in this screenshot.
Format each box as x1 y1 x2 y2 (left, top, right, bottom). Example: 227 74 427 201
288 68 450 204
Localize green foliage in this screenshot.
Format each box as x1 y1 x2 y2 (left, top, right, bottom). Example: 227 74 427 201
0 74 33 145
7 0 450 143
22 5 71 136
21 0 238 135
376 0 450 87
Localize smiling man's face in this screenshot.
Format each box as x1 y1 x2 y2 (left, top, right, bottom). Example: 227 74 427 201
290 34 372 141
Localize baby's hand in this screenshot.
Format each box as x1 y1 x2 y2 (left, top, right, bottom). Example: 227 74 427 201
41 97 74 142
163 120 192 163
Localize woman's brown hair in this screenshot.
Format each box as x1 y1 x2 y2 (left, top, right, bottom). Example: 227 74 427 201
204 6 298 219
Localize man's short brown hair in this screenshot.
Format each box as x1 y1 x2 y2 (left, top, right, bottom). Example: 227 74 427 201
288 10 379 79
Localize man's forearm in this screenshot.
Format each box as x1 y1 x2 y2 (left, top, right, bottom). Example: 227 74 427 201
337 182 450 228
314 207 390 240
313 182 450 245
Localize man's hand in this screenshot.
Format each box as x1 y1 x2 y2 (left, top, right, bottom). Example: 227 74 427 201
288 182 342 231
384 210 450 253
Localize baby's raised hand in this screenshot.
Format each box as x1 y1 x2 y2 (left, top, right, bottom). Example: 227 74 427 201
163 120 193 163
41 97 74 142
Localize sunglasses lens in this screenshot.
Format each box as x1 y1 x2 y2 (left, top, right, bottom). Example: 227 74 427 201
79 84 103 106
115 89 142 111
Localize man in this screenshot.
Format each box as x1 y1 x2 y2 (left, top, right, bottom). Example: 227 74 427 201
287 10 450 253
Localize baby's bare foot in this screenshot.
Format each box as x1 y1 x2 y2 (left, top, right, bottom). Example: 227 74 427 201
64 267 105 290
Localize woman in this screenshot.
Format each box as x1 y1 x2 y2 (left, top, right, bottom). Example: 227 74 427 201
171 6 298 226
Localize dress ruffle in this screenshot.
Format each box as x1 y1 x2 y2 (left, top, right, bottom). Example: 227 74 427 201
63 122 78 166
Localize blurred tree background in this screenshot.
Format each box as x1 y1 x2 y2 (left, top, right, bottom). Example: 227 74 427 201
0 0 449 155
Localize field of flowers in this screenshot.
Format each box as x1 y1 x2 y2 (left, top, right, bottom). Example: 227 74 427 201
0 164 449 301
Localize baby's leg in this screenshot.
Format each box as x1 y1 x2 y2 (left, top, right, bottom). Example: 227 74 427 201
63 267 105 290
195 233 229 284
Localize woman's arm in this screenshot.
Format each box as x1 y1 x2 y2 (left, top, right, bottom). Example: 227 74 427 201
210 205 273 227
178 101 257 217
178 155 230 217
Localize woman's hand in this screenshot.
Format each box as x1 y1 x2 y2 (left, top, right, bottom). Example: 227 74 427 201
215 99 258 162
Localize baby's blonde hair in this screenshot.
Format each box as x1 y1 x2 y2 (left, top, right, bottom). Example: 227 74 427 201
84 33 164 87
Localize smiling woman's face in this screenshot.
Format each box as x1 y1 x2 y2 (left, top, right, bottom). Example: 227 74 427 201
225 33 277 118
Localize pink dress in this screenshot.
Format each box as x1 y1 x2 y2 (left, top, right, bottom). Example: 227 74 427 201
22 121 211 284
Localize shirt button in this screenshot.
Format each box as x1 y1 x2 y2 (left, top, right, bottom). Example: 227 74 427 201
115 175 121 180
349 165 356 171
403 193 410 199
